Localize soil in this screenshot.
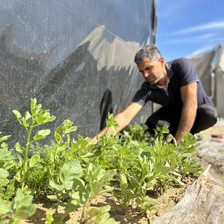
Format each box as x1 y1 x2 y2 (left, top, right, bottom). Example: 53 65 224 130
20 123 224 224
21 179 194 224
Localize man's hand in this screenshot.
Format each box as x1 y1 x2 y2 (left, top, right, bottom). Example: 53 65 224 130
89 136 98 145
92 102 143 141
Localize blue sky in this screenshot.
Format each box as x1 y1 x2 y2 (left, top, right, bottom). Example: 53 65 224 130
156 0 224 61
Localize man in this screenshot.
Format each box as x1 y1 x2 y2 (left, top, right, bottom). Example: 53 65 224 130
94 44 217 141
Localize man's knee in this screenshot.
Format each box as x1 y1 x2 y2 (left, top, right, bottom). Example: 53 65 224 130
145 106 180 135
199 104 217 124
194 104 218 133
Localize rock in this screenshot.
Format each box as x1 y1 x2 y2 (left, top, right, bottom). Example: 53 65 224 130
196 139 224 175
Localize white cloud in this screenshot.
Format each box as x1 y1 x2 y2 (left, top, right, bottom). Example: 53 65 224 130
188 44 217 57
160 33 220 44
172 21 224 35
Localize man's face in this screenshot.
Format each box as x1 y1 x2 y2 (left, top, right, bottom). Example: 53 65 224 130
137 57 166 85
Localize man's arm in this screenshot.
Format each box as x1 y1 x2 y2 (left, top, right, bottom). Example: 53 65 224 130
175 82 197 141
93 102 143 141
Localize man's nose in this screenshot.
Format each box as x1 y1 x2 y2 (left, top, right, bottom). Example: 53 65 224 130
143 71 149 79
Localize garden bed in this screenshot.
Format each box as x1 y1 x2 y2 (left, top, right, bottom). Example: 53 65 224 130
21 121 223 224
21 176 195 224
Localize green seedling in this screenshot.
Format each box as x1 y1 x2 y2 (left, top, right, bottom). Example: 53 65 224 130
12 98 56 190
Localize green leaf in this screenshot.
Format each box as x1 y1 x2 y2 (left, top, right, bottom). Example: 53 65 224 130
30 98 56 125
59 161 83 184
15 142 24 154
47 195 58 201
0 148 13 162
0 148 15 169
0 168 9 187
14 189 36 219
45 211 54 224
62 120 77 133
87 205 115 224
24 111 32 126
30 98 38 113
0 168 9 179
54 119 77 143
85 164 116 196
12 110 23 125
71 179 89 205
105 113 119 134
36 111 56 125
33 129 51 141
29 155 40 168
88 206 102 217
80 152 94 159
0 133 11 143
49 180 63 192
0 202 12 215
120 173 128 196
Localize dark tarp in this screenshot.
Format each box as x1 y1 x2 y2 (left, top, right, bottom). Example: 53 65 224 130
189 44 224 117
0 0 157 145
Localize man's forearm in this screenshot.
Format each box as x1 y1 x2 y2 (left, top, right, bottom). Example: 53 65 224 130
92 103 143 142
175 103 197 140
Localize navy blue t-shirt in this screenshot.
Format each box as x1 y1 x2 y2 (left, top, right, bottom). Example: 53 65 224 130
132 58 213 108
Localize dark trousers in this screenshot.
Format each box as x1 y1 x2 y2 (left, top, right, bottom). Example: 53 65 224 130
145 104 218 135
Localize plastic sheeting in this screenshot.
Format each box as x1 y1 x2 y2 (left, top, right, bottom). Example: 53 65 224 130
153 164 224 224
153 122 224 224
189 45 224 117
0 0 157 145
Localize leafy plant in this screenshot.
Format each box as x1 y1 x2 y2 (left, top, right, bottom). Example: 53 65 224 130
91 119 201 212
47 161 116 223
47 160 87 223
0 189 36 224
12 98 56 191
0 134 16 201
24 119 79 195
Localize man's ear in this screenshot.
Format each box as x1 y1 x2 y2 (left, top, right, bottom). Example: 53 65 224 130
159 57 165 67
159 57 164 63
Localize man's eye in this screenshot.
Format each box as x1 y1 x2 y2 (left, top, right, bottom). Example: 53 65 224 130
145 67 152 71
139 66 153 73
